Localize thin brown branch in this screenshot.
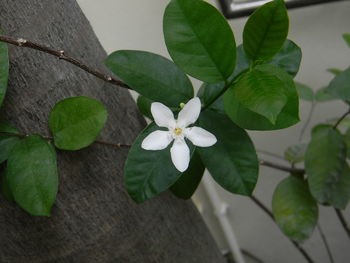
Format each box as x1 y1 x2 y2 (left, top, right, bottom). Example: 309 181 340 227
335 208 350 239
333 108 350 129
317 224 334 263
0 35 130 90
250 195 314 263
0 131 131 149
259 159 305 175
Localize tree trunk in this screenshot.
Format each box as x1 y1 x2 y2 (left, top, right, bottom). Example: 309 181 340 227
0 1 225 262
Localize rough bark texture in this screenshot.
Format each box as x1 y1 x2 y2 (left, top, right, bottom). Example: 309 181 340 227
0 1 225 263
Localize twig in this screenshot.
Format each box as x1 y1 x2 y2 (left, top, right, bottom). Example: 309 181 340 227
0 35 130 89
317 224 334 263
259 159 304 175
0 131 131 148
335 208 350 239
250 196 314 263
333 108 350 129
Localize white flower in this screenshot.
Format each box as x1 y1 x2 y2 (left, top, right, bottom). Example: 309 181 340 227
141 97 217 172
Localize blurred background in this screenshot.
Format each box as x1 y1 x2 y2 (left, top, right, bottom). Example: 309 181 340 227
76 0 350 262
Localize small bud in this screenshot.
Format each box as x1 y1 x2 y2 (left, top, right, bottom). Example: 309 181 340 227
59 50 65 57
107 76 112 81
17 38 27 46
179 102 185 109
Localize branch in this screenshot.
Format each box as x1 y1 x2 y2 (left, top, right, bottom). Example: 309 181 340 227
333 108 350 129
0 35 130 90
250 196 314 263
317 224 334 263
335 208 350 239
259 159 305 175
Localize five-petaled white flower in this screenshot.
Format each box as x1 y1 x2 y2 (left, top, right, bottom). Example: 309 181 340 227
141 97 217 172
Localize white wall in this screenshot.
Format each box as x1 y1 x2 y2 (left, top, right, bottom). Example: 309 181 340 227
77 0 350 262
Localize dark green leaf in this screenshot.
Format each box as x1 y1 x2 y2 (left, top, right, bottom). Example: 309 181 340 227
137 96 153 120
170 150 204 199
343 33 350 48
231 68 288 124
163 0 236 83
272 176 318 242
243 0 289 61
0 36 9 107
198 110 258 195
125 123 194 203
105 50 193 107
284 143 307 164
1 173 14 202
197 82 225 114
305 125 347 205
314 87 338 102
6 135 58 216
327 68 343 75
296 82 314 102
0 122 20 163
224 64 299 130
325 66 350 101
49 96 108 150
267 40 302 78
343 128 350 159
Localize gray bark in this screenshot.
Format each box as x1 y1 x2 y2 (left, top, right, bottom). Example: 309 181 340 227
0 1 225 263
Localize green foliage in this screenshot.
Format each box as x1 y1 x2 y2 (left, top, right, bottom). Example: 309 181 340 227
198 110 258 196
0 37 8 107
343 33 350 48
197 82 225 114
6 135 58 216
49 96 108 150
163 0 236 83
305 125 347 206
137 96 154 120
125 123 194 203
272 176 318 242
325 67 350 102
284 143 307 164
224 64 299 130
314 87 338 102
327 68 343 75
0 122 20 163
105 50 193 107
243 0 289 61
1 173 14 202
170 150 205 200
296 83 314 102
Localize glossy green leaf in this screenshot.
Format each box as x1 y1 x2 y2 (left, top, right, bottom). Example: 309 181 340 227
224 64 299 130
163 0 236 83
314 87 338 102
343 33 350 48
6 135 58 216
105 50 193 107
49 96 108 150
125 123 194 203
284 143 307 164
243 0 289 61
198 110 259 195
325 66 350 101
267 40 302 78
170 150 205 200
296 83 314 102
0 36 9 107
197 82 225 114
272 176 318 242
0 122 20 163
305 125 347 205
137 96 153 120
327 68 343 75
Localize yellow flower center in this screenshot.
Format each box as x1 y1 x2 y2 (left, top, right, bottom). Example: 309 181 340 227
174 127 182 135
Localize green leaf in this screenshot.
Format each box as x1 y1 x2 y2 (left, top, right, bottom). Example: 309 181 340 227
0 36 9 107
105 50 193 107
224 64 299 130
284 143 307 164
198 110 258 195
49 96 108 150
327 68 343 75
243 0 289 61
267 40 302 78
170 150 205 200
296 82 314 102
231 68 288 124
197 82 225 114
0 122 20 163
325 66 350 101
6 135 58 216
343 33 350 48
125 123 194 203
272 176 318 242
314 87 338 102
343 128 350 159
163 0 236 83
305 125 347 205
137 96 154 120
1 173 14 202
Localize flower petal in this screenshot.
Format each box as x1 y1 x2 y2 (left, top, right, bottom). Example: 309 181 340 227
170 139 190 172
151 102 175 128
141 130 173 150
177 97 201 128
185 127 217 147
